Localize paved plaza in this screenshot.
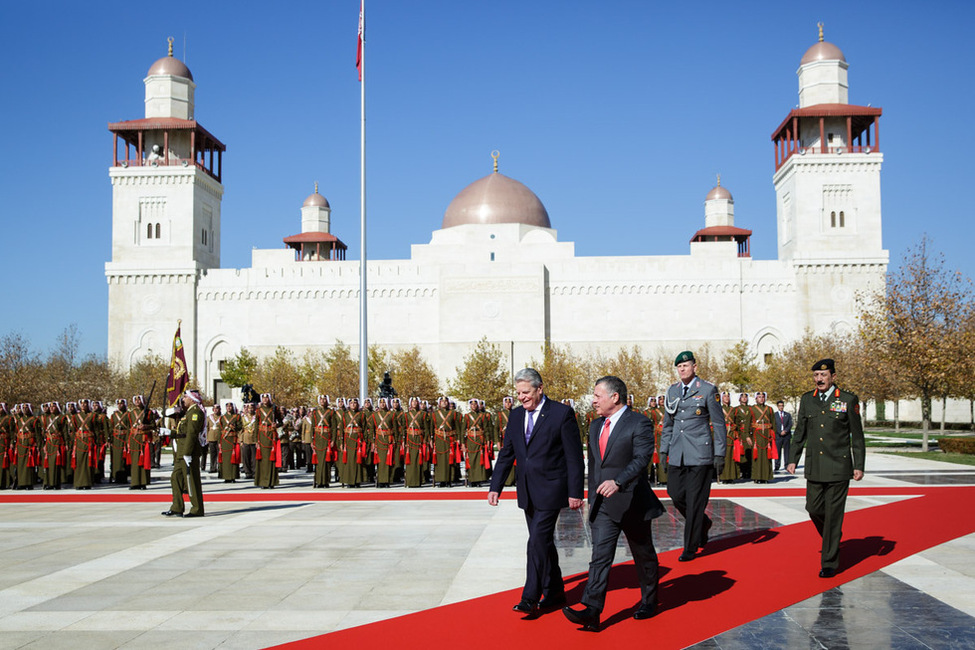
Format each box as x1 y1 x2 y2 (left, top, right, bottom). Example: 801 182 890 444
1 450 974 649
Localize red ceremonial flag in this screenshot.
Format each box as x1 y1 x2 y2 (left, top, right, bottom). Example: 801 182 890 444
165 323 189 408
356 2 363 81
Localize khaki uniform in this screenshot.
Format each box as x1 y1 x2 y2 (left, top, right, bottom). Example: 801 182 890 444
749 404 775 482
790 385 865 571
170 403 205 515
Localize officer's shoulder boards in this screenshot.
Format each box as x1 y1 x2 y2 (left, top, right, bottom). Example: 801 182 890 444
192 414 199 421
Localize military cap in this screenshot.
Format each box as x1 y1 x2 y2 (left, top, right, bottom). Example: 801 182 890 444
674 350 696 366
811 358 836 373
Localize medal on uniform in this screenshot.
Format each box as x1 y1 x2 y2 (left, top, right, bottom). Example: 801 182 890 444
695 408 701 415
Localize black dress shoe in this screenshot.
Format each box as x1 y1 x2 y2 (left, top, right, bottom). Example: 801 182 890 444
183 512 204 518
161 510 181 517
633 603 657 620
700 517 712 551
562 605 600 631
678 551 697 562
512 599 538 614
539 593 567 609
819 568 837 578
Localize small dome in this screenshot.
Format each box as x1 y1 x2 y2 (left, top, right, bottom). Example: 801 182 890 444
303 191 330 209
147 55 194 81
442 172 550 229
800 40 846 66
706 185 732 201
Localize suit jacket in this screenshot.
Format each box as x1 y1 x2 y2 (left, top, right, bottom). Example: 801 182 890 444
774 410 793 435
790 386 864 482
588 408 665 523
489 397 584 511
659 377 727 466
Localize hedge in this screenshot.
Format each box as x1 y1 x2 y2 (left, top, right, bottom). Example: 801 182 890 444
938 437 975 455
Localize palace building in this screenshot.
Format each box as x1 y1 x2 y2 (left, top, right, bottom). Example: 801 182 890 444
106 30 887 399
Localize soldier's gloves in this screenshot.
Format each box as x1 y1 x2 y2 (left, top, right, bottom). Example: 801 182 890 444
714 458 725 474
183 455 193 467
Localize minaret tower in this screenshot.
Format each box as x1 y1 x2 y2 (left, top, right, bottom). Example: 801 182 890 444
771 25 888 331
105 38 226 373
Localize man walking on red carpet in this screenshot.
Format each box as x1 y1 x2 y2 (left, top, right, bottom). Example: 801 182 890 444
563 376 664 631
488 368 584 616
787 358 865 578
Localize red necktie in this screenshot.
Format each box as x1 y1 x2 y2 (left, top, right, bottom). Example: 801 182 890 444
599 418 611 458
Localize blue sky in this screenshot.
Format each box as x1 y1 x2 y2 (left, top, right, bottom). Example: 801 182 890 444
1 1 973 358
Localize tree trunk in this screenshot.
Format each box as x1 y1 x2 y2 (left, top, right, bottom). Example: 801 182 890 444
941 396 947 435
970 398 973 433
894 400 900 433
921 395 931 452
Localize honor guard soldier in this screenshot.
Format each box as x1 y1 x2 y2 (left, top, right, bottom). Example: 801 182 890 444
240 403 258 479
371 398 400 488
206 404 223 474
218 403 242 482
496 396 516 487
71 400 97 490
255 394 281 489
463 398 493 487
432 396 461 487
310 396 337 488
731 393 753 480
0 403 15 489
162 389 206 517
41 403 68 489
402 397 431 488
659 351 726 562
718 392 740 484
110 399 131 484
650 396 667 486
129 395 157 490
15 404 40 489
787 359 865 578
750 392 775 483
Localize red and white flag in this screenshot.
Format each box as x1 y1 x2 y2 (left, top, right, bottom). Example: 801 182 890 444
356 2 363 81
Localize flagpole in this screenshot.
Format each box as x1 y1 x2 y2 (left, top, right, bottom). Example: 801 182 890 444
358 0 368 402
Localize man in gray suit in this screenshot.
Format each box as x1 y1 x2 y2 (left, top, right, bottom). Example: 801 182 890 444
659 351 726 562
563 376 664 631
774 400 793 472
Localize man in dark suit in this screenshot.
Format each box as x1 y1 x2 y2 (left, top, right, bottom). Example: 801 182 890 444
788 359 865 578
563 376 664 631
773 400 793 472
488 368 585 615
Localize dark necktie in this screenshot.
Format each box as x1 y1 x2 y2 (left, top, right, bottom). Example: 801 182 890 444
525 410 534 444
682 385 688 399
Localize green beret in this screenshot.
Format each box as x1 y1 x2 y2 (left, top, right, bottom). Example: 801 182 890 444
674 350 696 366
811 358 835 373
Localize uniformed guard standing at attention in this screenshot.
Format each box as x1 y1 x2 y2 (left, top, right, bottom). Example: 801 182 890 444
402 397 430 488
218 403 242 483
310 395 336 488
240 403 258 480
0 403 15 489
15 404 40 490
372 398 399 488
496 396 516 487
162 389 206 518
254 394 281 489
206 404 222 474
432 396 460 487
41 403 68 489
110 399 132 484
659 351 726 562
128 394 156 490
731 393 753 480
718 392 740 484
750 392 775 483
788 359 865 578
651 396 667 486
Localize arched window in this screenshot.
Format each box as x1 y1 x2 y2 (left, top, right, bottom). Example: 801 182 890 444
155 223 161 238
147 223 153 239
830 211 836 227
839 211 845 227
202 229 207 245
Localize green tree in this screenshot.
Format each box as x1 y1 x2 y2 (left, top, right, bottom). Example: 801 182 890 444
318 340 360 399
252 346 308 406
220 348 259 388
388 346 441 401
529 343 590 403
449 337 510 406
719 340 758 391
857 237 974 450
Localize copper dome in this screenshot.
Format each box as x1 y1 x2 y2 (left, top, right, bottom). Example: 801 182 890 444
303 191 330 208
706 185 733 201
147 55 194 81
442 172 550 229
800 41 846 66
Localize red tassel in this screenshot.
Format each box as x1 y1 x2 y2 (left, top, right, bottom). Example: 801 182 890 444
385 444 394 466
482 449 491 470
256 446 262 461
274 440 282 468
342 448 348 463
232 443 241 464
768 439 778 460
652 450 658 463
143 441 152 470
404 448 411 465
733 438 743 463
312 450 318 464
218 450 223 463
71 447 76 470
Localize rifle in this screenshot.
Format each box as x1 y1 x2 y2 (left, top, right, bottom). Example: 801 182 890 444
142 380 157 425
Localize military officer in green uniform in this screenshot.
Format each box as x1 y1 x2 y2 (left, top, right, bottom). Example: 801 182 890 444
787 358 865 578
163 389 206 517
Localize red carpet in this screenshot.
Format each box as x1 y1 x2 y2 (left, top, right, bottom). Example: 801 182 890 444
268 486 975 650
